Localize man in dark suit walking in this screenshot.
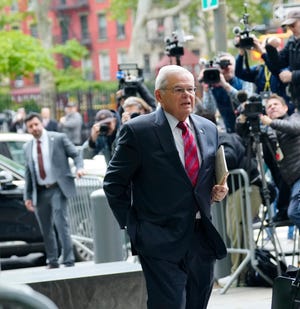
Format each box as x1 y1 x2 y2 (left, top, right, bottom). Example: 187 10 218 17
24 112 85 269
103 65 228 309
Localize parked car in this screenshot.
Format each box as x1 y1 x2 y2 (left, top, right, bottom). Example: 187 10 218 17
0 133 32 166
0 133 107 177
0 154 102 263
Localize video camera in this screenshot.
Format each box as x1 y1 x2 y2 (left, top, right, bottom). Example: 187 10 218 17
233 3 254 50
233 3 265 50
165 31 185 58
117 63 144 99
237 91 265 134
200 58 231 85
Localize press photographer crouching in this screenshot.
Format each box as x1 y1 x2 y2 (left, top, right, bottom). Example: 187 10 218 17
81 109 120 165
199 52 254 133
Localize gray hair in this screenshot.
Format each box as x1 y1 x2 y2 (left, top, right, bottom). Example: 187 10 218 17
155 65 194 90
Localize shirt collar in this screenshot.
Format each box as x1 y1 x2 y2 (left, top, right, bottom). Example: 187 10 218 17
163 110 192 130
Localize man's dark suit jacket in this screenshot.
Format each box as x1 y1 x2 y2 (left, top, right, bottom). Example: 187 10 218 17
103 107 226 262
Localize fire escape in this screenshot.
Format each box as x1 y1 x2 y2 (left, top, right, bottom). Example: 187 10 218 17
51 0 91 48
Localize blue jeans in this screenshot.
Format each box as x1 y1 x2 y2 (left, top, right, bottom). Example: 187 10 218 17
287 178 300 230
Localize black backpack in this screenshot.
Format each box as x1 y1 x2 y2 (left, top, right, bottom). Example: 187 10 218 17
245 248 287 287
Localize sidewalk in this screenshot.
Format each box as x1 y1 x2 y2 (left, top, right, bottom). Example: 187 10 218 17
208 286 272 308
207 225 296 309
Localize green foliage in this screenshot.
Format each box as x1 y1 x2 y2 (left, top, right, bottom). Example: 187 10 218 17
54 67 118 92
0 30 55 79
51 39 89 61
109 0 137 22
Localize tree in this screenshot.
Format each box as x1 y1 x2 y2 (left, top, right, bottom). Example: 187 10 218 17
0 30 54 80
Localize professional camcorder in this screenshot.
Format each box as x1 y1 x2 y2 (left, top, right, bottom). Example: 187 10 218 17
164 30 193 65
233 3 265 50
117 63 144 99
200 58 231 85
99 123 109 136
165 31 184 58
237 91 265 134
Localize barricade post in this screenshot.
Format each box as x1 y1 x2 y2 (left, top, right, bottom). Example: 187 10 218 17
91 189 125 263
67 176 103 261
212 169 256 294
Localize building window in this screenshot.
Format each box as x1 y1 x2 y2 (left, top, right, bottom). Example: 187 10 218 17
116 21 125 39
143 54 150 75
80 15 89 41
63 56 71 69
117 50 128 65
82 56 93 80
30 23 38 38
157 18 165 39
99 53 110 81
60 18 69 43
172 15 180 30
10 1 18 12
98 14 107 40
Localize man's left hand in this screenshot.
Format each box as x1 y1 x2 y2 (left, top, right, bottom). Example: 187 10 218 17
211 184 228 203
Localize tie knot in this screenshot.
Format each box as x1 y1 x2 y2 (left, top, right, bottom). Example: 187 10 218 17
177 121 188 133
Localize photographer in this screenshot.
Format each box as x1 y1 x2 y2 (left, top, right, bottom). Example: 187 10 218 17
121 96 152 124
199 52 254 133
235 36 294 115
116 65 156 118
265 9 300 109
236 94 291 224
81 109 120 165
260 94 300 228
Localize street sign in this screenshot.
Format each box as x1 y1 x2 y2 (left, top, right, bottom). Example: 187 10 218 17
202 0 219 11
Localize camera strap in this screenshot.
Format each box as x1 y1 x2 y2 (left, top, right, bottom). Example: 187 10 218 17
263 65 271 92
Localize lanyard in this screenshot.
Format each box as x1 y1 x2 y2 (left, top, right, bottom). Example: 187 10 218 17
263 65 271 91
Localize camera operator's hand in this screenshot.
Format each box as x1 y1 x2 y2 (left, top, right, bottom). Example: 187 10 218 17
279 70 292 83
260 114 272 126
90 123 101 142
219 73 232 92
121 111 132 124
198 69 210 92
252 37 265 54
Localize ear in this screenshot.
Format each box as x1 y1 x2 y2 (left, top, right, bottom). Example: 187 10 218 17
154 89 162 102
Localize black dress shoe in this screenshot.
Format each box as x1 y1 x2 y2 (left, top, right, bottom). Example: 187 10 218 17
64 262 75 267
47 263 59 269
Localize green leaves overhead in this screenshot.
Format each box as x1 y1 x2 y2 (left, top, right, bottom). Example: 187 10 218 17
0 30 54 79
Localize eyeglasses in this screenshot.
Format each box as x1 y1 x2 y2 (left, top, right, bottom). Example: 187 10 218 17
161 86 196 95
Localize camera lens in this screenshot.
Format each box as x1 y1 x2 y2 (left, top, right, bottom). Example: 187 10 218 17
99 124 109 135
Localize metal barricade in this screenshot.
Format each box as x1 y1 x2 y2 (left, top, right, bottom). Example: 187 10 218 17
67 176 103 261
212 168 281 294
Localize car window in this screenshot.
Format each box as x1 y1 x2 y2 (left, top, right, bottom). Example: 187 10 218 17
0 154 25 179
5 141 27 166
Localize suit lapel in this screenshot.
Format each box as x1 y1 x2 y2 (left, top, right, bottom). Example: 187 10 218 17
153 109 190 185
47 133 55 160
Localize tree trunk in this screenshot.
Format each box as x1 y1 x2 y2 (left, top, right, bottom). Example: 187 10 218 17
34 0 56 115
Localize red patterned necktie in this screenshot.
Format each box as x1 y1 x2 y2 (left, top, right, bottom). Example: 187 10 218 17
177 121 200 186
37 140 46 179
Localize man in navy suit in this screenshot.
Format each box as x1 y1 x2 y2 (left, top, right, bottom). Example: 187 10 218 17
103 65 228 309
